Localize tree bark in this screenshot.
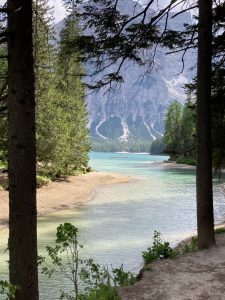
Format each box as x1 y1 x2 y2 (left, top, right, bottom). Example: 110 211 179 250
7 0 39 299
196 0 215 249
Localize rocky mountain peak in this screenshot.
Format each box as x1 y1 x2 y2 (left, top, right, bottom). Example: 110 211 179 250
56 0 195 150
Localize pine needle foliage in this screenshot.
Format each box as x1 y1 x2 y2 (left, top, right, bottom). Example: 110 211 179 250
34 0 90 177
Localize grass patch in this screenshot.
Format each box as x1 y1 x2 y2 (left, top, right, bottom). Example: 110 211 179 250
178 228 225 254
180 237 198 254
215 227 225 235
36 175 50 188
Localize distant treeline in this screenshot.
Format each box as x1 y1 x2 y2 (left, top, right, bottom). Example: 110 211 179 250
150 138 165 155
91 102 196 166
91 138 152 153
163 101 196 165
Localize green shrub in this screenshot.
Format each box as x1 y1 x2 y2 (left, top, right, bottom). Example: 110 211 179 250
176 156 196 166
142 231 175 265
0 160 7 169
0 280 18 299
37 164 90 181
39 223 136 300
36 175 50 188
83 285 121 300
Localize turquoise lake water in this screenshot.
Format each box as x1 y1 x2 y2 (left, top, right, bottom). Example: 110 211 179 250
0 152 225 299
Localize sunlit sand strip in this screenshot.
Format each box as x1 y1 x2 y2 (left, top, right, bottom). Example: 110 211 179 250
0 171 133 229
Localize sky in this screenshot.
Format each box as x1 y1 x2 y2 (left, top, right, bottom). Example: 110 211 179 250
0 0 66 23
51 0 178 23
50 0 66 22
0 0 183 23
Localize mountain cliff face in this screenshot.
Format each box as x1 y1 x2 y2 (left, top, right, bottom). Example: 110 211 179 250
56 1 195 149
87 48 195 144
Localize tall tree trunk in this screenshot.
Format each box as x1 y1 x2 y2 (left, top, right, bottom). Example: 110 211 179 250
7 0 39 299
196 0 215 249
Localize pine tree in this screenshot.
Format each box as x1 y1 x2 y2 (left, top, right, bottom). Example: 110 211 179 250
58 16 90 169
34 0 58 171
36 9 90 176
33 0 55 100
164 101 183 156
180 104 195 153
150 138 164 155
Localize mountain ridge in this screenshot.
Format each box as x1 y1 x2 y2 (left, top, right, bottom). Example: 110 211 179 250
55 0 196 150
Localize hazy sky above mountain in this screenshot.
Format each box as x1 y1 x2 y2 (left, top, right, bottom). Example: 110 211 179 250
0 0 183 23
51 0 180 23
50 0 66 22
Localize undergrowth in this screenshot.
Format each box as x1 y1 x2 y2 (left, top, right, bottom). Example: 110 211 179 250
215 227 225 235
176 156 196 166
39 223 136 300
180 237 198 254
0 280 18 299
142 231 176 265
36 175 51 188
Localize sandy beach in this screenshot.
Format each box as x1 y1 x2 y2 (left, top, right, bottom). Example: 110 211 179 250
161 161 196 170
0 171 133 229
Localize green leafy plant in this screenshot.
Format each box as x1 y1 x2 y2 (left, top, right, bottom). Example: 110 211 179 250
176 156 196 166
0 280 18 300
0 160 7 169
142 231 175 265
39 223 136 300
36 174 50 188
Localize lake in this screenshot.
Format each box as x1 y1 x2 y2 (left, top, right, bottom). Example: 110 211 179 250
0 152 224 299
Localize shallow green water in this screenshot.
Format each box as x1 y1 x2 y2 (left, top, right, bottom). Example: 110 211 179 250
0 152 225 299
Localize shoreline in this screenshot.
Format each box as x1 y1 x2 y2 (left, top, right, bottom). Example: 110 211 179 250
161 160 196 170
119 231 225 299
0 171 133 229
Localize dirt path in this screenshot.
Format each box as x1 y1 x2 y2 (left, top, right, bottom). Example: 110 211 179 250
0 171 132 228
119 233 225 300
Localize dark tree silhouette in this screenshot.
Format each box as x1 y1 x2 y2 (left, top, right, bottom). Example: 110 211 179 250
196 0 215 249
7 0 39 298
